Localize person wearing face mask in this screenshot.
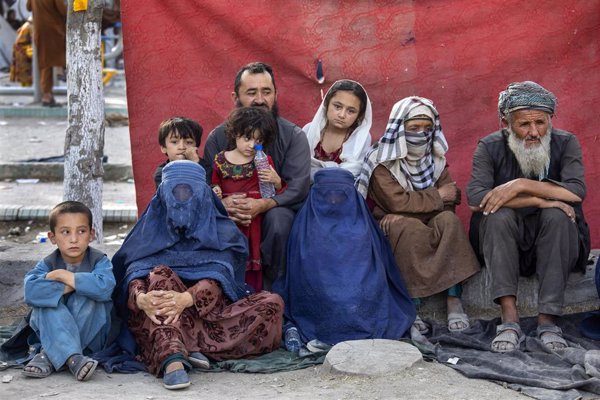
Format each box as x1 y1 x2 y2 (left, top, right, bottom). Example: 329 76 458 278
356 96 480 336
111 161 284 390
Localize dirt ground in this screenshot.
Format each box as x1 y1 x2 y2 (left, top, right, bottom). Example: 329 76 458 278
0 221 532 400
0 358 528 400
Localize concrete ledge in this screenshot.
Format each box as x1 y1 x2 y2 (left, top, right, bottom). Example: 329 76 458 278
0 106 127 118
0 163 133 181
418 252 600 320
0 204 137 222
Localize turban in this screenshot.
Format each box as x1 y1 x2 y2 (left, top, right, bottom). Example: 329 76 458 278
498 81 557 119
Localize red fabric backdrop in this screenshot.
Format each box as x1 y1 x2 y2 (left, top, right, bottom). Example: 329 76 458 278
121 0 600 247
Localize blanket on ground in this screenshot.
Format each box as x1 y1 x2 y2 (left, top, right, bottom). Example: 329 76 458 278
413 313 600 400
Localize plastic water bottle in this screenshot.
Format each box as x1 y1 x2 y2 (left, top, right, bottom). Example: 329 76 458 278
254 144 276 198
284 327 301 354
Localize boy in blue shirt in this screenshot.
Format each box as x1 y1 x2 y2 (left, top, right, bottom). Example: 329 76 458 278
22 201 115 381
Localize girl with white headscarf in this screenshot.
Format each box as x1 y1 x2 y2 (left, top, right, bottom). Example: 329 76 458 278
303 80 372 179
357 96 480 335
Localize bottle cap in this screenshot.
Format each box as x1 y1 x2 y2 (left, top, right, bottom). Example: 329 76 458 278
254 144 263 151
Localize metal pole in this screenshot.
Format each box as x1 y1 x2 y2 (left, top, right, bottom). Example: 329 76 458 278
32 41 41 103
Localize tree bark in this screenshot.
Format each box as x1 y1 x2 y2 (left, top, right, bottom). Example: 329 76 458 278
64 0 105 242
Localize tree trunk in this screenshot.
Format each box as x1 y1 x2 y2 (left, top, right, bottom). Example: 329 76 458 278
64 0 105 242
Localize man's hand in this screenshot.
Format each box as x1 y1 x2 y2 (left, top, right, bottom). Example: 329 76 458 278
379 214 404 236
437 182 461 205
479 178 523 215
221 193 252 226
539 199 576 223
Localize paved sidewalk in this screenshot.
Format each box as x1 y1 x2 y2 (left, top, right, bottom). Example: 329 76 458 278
0 73 136 221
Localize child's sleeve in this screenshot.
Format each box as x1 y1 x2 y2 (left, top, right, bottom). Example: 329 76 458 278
211 160 222 187
73 256 116 302
24 260 67 308
268 155 287 194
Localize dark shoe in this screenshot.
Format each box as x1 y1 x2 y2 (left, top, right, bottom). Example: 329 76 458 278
188 352 210 369
306 339 332 353
163 368 190 390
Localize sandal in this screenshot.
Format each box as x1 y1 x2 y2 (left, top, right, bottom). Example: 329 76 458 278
537 324 568 351
491 322 523 353
413 315 430 335
448 312 470 332
67 354 98 381
188 351 210 369
22 351 54 378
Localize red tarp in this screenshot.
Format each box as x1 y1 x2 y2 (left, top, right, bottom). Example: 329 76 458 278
121 0 600 247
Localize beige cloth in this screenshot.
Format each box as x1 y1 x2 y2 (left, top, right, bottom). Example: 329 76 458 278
368 165 480 298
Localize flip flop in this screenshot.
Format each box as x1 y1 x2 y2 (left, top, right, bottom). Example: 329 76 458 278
22 351 54 378
536 324 568 351
67 354 98 381
447 312 470 332
491 322 523 353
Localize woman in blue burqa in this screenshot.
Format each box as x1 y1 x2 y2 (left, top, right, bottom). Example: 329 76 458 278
274 168 415 351
112 160 283 389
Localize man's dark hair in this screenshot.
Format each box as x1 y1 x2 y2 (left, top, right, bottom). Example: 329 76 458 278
49 201 93 233
233 62 277 97
225 107 277 148
158 117 203 147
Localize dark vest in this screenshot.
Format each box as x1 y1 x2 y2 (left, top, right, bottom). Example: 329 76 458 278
470 129 590 272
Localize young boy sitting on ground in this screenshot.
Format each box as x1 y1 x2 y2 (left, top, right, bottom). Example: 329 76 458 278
22 201 115 381
153 116 209 188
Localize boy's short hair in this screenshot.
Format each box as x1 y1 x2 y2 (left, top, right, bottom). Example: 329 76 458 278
224 107 277 148
158 117 203 147
49 201 93 233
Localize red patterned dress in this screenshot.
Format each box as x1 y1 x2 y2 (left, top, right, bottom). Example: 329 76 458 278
314 141 343 163
211 151 285 291
128 266 283 375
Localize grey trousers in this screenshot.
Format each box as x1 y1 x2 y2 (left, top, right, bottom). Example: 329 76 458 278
261 206 296 289
479 207 579 316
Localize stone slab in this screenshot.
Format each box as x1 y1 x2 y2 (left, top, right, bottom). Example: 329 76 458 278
323 339 423 376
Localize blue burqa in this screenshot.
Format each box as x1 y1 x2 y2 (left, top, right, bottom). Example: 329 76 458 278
111 160 250 354
274 168 416 344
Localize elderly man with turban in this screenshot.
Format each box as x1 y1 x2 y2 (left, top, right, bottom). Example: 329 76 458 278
467 81 590 353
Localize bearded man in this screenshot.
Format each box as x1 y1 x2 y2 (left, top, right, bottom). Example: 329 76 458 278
204 62 311 289
467 81 590 353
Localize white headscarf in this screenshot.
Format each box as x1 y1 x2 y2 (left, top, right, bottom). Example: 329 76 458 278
355 96 448 197
303 80 372 179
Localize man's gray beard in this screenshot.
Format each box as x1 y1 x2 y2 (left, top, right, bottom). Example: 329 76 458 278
507 127 552 178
